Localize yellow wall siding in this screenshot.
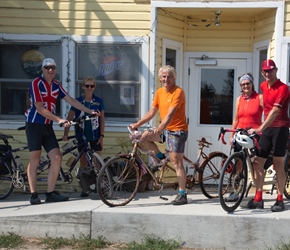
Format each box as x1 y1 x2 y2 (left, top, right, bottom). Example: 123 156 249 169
156 12 184 75
156 7 276 54
0 128 130 193
0 0 151 36
285 2 290 37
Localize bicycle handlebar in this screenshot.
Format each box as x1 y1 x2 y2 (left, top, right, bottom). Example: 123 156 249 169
218 127 261 150
59 114 96 127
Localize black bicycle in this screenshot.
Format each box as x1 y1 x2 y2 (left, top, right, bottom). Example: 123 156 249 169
218 127 290 212
0 115 104 199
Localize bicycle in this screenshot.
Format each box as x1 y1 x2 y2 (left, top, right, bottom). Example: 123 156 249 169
97 126 227 207
0 115 104 200
217 127 290 212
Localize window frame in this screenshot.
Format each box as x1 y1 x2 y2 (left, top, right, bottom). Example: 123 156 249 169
0 34 149 132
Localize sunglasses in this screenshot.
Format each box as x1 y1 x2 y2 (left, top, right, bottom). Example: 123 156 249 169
240 82 251 87
85 85 95 88
262 68 275 74
44 66 56 70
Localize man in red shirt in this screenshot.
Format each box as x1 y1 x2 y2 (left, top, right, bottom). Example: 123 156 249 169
248 59 289 212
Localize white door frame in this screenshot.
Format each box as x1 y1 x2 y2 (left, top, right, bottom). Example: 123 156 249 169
183 52 252 158
162 38 183 86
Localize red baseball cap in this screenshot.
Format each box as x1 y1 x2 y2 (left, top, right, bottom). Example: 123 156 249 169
261 59 276 70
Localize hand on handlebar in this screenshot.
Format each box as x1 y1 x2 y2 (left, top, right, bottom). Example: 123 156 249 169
248 128 257 135
129 123 139 130
91 110 101 117
59 119 70 127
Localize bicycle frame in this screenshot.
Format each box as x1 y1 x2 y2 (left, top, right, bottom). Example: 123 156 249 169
127 127 225 199
219 127 289 202
0 115 105 198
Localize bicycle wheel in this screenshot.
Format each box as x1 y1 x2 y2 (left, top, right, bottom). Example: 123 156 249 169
97 155 140 207
199 151 227 198
283 152 290 199
90 152 104 175
218 152 247 212
0 161 14 199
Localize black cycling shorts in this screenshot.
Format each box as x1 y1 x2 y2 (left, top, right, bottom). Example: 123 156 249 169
77 139 102 152
257 127 289 158
26 122 59 152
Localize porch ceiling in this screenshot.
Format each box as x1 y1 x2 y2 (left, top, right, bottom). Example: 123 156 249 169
161 8 270 23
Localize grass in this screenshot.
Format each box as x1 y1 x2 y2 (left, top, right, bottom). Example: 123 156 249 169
0 233 183 250
2 233 289 250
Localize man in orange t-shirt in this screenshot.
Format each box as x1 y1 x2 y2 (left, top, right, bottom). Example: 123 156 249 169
130 65 188 205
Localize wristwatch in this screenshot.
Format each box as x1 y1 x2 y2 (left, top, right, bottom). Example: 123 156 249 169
100 134 104 137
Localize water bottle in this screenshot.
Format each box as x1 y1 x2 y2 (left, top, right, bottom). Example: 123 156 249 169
66 156 77 167
15 156 24 172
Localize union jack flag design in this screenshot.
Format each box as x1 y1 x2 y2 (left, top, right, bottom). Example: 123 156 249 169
25 76 67 124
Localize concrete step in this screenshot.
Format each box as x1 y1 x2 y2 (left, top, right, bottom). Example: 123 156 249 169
0 189 289 250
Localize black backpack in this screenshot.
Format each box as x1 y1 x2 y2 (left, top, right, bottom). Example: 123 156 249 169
76 166 97 193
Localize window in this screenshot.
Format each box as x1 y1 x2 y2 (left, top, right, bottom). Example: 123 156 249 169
0 43 61 120
200 68 234 125
166 48 176 68
258 49 267 94
76 43 142 121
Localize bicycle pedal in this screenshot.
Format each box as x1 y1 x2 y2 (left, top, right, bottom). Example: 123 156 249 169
159 196 168 201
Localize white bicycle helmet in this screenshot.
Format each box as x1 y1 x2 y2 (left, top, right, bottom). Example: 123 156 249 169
235 131 254 149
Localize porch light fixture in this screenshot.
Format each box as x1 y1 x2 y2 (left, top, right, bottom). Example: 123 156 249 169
195 55 217 66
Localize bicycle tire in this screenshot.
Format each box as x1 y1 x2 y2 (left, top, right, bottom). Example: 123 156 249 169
0 161 14 199
283 152 290 199
218 151 247 212
90 152 104 175
97 155 140 207
199 151 227 198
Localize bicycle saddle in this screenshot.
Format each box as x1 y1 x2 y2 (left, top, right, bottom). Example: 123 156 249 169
0 133 13 140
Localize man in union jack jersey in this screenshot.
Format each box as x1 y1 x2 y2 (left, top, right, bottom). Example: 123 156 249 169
25 58 99 205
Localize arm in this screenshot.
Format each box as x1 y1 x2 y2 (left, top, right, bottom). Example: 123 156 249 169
130 106 158 129
63 110 76 140
63 95 95 115
259 94 264 109
156 106 177 133
98 110 105 147
256 106 280 133
34 102 68 125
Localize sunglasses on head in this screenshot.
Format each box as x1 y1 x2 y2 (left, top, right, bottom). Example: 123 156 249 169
85 85 95 88
44 66 56 70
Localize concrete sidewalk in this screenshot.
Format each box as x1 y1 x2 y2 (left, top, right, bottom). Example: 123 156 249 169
0 189 290 250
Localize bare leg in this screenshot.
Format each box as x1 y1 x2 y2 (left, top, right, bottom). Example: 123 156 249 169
27 150 42 193
171 152 186 190
140 130 162 154
47 148 62 192
273 156 286 195
80 153 87 167
252 156 266 192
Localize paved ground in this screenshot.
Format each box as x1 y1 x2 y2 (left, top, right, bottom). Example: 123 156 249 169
1 189 290 250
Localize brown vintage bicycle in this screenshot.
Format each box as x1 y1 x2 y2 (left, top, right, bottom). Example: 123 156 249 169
97 127 227 207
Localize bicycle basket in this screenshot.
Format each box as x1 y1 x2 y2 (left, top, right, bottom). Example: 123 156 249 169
0 145 12 175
